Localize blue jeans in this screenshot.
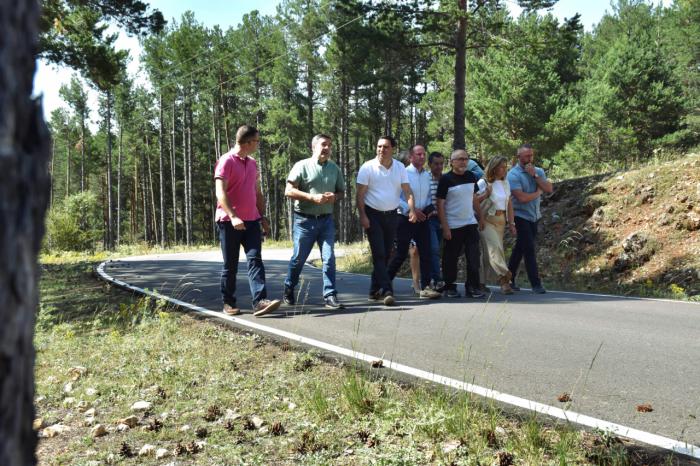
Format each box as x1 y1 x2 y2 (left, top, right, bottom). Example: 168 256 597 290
365 206 398 294
218 220 267 307
428 216 442 283
285 213 337 298
387 215 433 290
508 216 541 288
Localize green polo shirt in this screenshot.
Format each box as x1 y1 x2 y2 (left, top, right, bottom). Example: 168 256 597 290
288 157 345 215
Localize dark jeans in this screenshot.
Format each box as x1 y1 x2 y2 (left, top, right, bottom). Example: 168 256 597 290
387 215 433 290
365 206 398 294
218 220 267 307
428 216 443 283
285 213 337 297
508 216 541 288
442 224 480 291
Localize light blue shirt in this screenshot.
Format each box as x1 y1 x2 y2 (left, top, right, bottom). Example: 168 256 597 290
398 164 432 215
507 163 547 222
467 159 484 180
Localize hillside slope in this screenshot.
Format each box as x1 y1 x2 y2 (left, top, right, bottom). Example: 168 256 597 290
532 152 700 299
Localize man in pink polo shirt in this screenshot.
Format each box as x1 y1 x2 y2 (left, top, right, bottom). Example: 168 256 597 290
214 125 281 317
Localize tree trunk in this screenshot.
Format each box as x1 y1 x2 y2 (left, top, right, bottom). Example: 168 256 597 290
171 100 178 244
116 125 123 246
0 1 48 463
65 142 71 197
158 93 166 247
187 103 194 245
146 131 158 245
306 63 314 142
453 0 467 150
182 95 190 245
105 89 114 249
80 114 85 192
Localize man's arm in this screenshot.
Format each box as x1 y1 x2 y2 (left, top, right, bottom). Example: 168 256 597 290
215 177 245 230
356 183 369 229
511 188 541 204
473 192 484 231
437 198 451 240
534 175 553 193
401 183 417 222
256 180 270 235
285 181 325 204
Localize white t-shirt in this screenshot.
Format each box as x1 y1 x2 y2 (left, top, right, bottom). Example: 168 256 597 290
477 179 509 211
356 157 409 211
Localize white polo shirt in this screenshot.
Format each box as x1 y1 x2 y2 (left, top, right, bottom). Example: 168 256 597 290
356 157 409 211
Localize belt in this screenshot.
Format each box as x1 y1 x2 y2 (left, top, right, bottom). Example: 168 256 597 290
295 211 331 219
366 205 398 215
494 210 506 215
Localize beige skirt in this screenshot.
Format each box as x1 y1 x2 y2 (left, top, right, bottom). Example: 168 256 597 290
479 214 509 284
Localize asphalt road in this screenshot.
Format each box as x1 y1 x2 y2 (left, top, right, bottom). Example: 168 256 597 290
102 249 700 452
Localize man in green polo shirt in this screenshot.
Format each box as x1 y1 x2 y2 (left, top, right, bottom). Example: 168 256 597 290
284 134 346 309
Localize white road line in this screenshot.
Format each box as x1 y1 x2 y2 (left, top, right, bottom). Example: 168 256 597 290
97 259 700 459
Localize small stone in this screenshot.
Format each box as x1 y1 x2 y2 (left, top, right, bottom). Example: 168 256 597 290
85 388 98 396
442 440 461 454
63 382 74 394
116 415 138 428
83 417 96 427
131 400 152 412
224 409 240 421
35 396 46 404
84 408 96 417
287 402 297 410
138 444 156 457
46 376 58 384
251 415 265 429
91 424 107 438
63 397 76 407
33 418 46 431
116 423 130 432
67 366 88 380
179 424 191 432
76 400 90 412
496 427 506 435
155 448 170 459
41 424 70 438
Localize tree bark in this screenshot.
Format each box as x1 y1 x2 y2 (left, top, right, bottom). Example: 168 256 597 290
0 1 48 464
116 124 123 246
105 89 114 249
453 0 467 150
158 93 166 247
170 99 178 244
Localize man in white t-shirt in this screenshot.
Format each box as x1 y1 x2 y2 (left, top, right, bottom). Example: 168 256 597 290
356 136 416 306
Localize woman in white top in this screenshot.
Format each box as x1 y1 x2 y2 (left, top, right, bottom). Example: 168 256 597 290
477 156 516 294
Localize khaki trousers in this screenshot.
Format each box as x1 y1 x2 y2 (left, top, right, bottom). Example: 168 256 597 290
479 214 510 284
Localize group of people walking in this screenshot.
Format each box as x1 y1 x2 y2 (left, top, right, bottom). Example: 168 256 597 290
213 125 552 316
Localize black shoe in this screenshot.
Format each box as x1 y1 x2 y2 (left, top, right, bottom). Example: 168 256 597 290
324 295 345 309
532 285 547 294
382 291 395 306
283 285 295 305
510 283 521 291
368 291 381 301
467 288 486 298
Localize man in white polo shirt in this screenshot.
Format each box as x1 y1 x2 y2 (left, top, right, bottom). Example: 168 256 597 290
357 136 416 306
387 144 441 299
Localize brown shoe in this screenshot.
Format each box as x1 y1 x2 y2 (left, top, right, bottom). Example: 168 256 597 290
253 299 281 317
500 283 514 295
223 304 240 316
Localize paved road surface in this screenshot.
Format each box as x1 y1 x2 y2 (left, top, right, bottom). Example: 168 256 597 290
101 249 700 455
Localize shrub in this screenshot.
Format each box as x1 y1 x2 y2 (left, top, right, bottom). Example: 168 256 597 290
45 192 103 252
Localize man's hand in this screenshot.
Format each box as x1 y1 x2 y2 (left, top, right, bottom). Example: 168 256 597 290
322 192 336 203
311 193 325 204
360 215 370 230
525 163 536 177
261 217 271 236
508 223 517 236
231 216 246 231
478 219 485 231
442 227 452 240
408 210 418 223
414 209 427 222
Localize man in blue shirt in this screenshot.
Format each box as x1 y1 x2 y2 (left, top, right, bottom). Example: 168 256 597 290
507 144 553 293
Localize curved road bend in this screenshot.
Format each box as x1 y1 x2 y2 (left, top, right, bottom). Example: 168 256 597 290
102 250 700 456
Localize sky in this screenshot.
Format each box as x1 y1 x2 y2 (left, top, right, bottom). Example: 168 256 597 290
34 0 670 125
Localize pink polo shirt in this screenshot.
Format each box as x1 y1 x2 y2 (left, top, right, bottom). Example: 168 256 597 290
214 151 260 222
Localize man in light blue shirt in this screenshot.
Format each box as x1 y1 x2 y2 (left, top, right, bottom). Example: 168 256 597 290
506 144 553 293
387 144 441 299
